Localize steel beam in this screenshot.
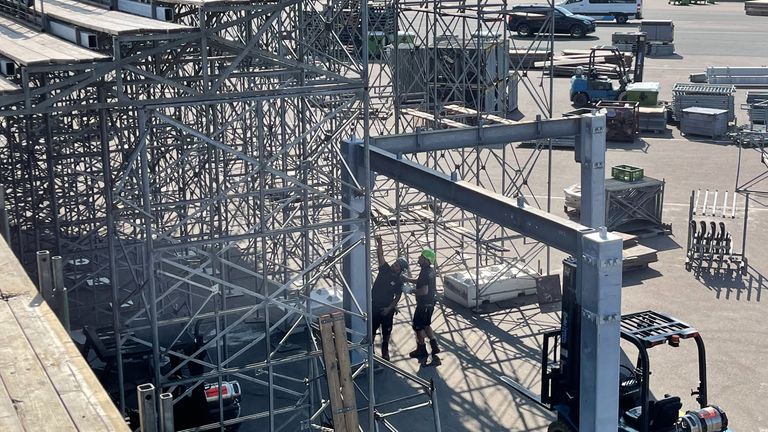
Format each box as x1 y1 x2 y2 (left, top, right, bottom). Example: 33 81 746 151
369 116 582 154
365 145 589 254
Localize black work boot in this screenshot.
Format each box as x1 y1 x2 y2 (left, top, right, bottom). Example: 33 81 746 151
429 338 441 355
408 343 427 359
381 343 390 361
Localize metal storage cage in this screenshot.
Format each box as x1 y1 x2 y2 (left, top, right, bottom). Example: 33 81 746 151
596 100 640 142
672 83 735 123
640 20 674 42
605 177 666 232
680 107 730 138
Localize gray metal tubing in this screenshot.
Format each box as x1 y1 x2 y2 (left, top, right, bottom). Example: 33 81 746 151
370 116 582 154
430 379 442 432
159 392 174 432
36 250 54 304
51 256 70 332
0 185 9 243
137 383 158 432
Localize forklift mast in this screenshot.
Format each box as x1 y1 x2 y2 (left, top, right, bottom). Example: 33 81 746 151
632 33 647 83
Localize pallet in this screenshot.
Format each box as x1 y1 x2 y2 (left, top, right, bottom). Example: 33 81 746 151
630 226 673 239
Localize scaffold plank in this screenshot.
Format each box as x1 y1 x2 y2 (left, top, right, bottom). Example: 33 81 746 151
0 240 129 432
0 16 108 65
37 0 189 35
8 296 118 431
0 380 24 431
0 76 20 95
0 301 79 432
158 0 254 5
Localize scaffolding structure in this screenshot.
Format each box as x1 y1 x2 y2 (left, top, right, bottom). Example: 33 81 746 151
364 0 559 311
0 0 558 431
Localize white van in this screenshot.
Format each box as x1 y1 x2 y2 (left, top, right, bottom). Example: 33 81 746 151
557 0 643 24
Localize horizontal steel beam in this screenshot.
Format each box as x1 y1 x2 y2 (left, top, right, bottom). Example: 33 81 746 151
366 146 590 254
370 116 583 154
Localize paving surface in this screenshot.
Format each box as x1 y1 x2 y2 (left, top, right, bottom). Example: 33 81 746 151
373 3 768 431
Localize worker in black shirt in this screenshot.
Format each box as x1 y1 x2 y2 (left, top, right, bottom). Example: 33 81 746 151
404 248 440 360
371 236 409 361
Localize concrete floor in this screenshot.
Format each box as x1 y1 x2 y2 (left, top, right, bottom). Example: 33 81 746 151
373 3 768 431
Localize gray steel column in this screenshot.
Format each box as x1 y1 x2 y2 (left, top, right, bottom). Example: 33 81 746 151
0 185 9 243
159 392 174 432
51 255 70 332
137 383 158 432
576 112 607 228
341 138 370 362
578 228 623 431
36 250 54 303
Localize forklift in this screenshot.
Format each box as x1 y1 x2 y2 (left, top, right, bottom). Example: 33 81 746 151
539 258 731 432
569 35 646 108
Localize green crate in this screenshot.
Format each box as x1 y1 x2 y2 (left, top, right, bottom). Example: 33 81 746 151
612 165 644 182
367 31 388 58
392 31 416 45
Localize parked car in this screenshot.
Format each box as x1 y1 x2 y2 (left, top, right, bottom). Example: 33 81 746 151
558 0 643 24
508 5 597 38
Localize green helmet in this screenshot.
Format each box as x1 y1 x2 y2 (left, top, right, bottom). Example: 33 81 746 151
421 248 436 265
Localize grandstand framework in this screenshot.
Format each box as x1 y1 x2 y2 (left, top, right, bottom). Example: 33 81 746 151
0 0 559 429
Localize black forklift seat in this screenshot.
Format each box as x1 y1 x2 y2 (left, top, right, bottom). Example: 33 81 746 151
622 395 682 430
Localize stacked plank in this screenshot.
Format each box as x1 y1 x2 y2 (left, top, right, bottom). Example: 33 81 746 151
615 232 659 272
745 0 768 16
509 48 552 69
537 49 633 77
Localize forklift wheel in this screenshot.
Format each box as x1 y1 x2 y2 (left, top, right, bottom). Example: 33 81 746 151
572 92 589 108
548 420 576 432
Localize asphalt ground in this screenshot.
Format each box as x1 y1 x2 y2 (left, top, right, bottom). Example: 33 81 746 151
373 3 768 432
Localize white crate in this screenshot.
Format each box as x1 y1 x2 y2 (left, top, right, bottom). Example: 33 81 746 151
443 263 540 308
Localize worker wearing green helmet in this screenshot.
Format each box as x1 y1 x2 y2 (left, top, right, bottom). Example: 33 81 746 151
402 247 440 360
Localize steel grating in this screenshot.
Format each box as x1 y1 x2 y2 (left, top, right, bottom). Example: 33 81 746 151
672 82 735 95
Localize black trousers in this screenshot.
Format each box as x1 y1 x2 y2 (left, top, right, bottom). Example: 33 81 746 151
371 308 395 346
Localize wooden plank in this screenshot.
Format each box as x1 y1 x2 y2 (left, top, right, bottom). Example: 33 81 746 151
331 314 359 430
0 240 129 431
444 104 517 125
402 108 470 129
535 57 606 68
0 379 24 432
319 315 348 431
611 231 639 248
0 302 78 432
8 297 114 431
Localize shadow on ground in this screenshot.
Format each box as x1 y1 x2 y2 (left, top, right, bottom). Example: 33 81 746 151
696 264 767 302
374 295 561 431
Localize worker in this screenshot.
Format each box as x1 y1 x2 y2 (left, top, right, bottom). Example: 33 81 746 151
371 235 409 361
404 248 440 360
